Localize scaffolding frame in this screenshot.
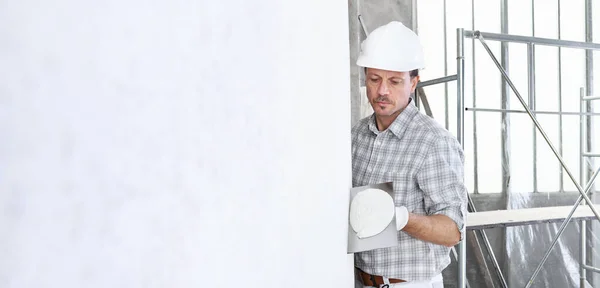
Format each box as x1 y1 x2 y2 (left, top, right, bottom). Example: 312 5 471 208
455 28 600 288
421 1 599 287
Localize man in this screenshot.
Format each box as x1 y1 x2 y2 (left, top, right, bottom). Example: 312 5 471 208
351 21 468 288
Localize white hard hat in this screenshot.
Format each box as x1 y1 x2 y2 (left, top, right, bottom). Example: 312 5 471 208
356 21 425 72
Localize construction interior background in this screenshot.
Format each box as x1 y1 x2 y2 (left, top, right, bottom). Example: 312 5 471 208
351 0 600 287
1 0 599 287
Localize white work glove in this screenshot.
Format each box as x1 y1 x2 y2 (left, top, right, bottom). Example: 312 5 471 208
395 206 409 231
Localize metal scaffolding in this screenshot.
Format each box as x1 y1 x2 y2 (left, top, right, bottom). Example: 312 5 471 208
455 28 600 288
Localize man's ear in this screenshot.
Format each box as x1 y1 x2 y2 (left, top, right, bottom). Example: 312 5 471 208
410 75 420 93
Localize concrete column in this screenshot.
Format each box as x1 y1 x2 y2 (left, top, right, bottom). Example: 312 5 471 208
348 0 415 126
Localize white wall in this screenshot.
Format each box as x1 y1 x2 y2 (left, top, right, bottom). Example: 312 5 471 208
0 1 354 287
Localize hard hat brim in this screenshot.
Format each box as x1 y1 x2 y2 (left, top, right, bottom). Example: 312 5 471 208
356 55 425 72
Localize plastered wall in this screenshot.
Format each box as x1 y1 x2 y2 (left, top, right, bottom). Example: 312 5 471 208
0 1 354 287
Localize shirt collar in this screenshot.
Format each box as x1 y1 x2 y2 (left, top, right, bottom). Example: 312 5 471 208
367 98 417 139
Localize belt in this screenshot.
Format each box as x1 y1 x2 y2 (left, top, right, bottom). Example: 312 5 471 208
357 269 406 287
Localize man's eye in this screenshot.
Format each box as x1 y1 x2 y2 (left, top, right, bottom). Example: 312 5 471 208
369 78 380 82
391 81 400 85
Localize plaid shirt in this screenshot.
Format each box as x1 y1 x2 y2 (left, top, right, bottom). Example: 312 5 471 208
352 100 468 281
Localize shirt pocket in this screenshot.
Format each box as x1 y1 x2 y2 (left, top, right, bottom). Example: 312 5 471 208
383 171 423 213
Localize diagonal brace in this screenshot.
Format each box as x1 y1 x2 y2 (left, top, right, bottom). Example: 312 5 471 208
524 165 600 287
473 31 600 222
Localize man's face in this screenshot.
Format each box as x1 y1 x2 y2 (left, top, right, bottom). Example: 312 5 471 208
365 68 419 118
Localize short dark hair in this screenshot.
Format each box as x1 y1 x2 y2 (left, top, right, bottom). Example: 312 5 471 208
409 69 419 78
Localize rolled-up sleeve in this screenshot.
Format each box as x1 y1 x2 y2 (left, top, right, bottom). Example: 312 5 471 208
416 135 468 241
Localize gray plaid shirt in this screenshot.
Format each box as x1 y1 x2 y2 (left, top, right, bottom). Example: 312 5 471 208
352 100 468 281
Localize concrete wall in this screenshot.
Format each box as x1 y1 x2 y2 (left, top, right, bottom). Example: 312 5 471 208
0 1 355 287
348 0 415 126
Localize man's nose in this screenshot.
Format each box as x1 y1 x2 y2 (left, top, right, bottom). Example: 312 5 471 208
377 81 390 96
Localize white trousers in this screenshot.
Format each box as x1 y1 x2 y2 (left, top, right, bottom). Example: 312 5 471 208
359 274 443 288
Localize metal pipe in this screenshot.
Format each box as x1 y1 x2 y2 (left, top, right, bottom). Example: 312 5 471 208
581 220 587 287
498 2 510 285
464 30 600 50
456 28 467 288
358 15 368 36
531 0 535 39
464 107 600 116
474 33 600 220
416 75 457 88
583 265 600 274
583 96 600 101
585 0 595 200
501 0 511 199
583 153 600 158
450 247 470 288
472 0 479 195
557 0 563 192
530 0 537 193
465 196 508 288
457 29 465 148
524 165 600 288
443 0 449 130
466 232 494 288
581 87 587 194
581 87 587 288
528 43 537 193
584 8 596 285
457 241 467 288
481 230 507 288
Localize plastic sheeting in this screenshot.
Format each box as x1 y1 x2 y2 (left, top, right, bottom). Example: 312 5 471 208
503 191 599 288
457 192 600 288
